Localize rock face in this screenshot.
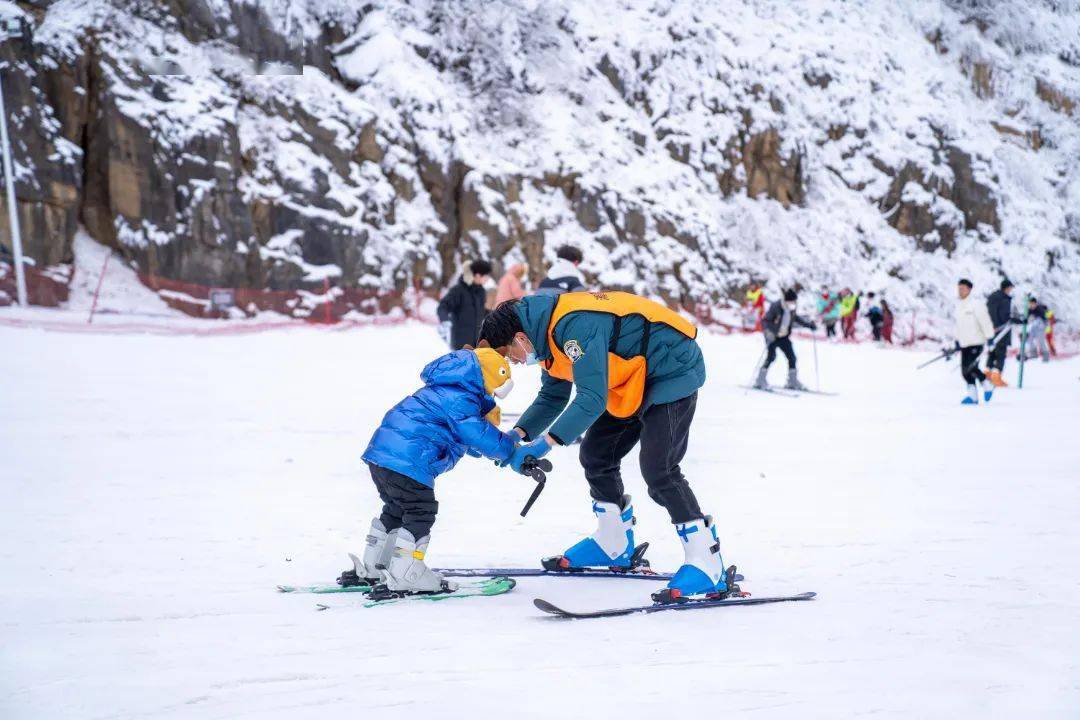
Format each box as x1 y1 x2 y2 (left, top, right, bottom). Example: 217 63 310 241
2 0 1079 320
0 24 80 268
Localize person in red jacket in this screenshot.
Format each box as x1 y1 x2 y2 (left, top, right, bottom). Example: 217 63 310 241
881 297 895 344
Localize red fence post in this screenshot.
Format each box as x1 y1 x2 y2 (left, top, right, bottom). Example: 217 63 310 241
87 249 111 325
323 278 331 323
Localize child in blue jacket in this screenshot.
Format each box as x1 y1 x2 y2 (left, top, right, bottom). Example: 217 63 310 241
339 347 522 595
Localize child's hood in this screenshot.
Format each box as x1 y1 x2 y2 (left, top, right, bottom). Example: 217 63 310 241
420 350 486 396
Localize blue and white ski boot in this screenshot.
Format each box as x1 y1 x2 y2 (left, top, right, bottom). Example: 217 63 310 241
961 384 979 405
981 380 994 403
542 495 648 572
652 516 738 603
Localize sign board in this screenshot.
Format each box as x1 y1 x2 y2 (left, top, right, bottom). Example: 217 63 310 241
209 288 235 312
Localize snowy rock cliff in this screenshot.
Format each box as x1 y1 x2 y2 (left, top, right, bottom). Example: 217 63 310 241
2 0 1079 322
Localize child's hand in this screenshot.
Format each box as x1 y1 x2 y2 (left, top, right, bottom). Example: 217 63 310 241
507 437 552 475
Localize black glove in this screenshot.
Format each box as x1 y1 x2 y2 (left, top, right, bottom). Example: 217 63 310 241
809 321 818 330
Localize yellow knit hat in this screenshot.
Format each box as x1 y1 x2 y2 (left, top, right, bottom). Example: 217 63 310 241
473 347 512 395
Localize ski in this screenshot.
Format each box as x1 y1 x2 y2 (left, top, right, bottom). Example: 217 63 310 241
278 582 372 594
436 566 669 579
740 385 800 398
791 388 838 397
313 577 516 610
436 567 745 582
533 591 816 619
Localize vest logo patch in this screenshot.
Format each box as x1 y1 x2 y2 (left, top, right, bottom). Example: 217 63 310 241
563 339 584 364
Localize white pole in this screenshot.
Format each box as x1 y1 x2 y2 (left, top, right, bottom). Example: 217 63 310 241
0 65 27 307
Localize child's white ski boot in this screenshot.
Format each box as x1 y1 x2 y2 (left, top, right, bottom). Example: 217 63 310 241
337 518 392 588
371 529 457 599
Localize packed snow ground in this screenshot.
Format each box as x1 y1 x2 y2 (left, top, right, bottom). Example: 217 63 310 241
1 322 1078 718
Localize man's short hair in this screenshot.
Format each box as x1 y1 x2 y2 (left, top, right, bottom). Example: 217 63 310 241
479 300 524 348
470 259 493 277
556 245 583 264
958 278 973 289
1001 279 1014 290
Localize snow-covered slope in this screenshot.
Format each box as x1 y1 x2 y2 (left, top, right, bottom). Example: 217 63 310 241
2 322 1078 717
4 0 1080 322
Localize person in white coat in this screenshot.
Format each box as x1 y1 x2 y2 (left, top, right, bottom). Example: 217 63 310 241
954 278 996 405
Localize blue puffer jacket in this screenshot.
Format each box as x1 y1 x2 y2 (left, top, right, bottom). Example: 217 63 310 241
362 350 517 488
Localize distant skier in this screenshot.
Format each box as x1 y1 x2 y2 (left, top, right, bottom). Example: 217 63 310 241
536 245 585 295
437 260 493 349
1045 305 1058 357
816 286 841 339
985 279 1016 387
881 297 895 344
495 262 528 305
953 278 995 405
1024 296 1052 362
866 292 884 342
754 289 817 391
745 283 766 331
340 348 524 596
839 288 857 340
478 290 731 602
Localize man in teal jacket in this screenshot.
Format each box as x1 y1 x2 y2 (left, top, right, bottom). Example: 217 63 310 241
479 293 731 601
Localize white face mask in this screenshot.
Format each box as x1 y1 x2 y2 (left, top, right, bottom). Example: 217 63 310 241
493 378 514 399
516 337 538 366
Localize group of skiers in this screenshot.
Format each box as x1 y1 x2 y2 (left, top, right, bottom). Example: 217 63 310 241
949 278 1058 405
748 285 894 343
347 252 1062 603
436 245 586 351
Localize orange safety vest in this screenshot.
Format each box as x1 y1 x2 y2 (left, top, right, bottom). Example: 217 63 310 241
544 291 697 418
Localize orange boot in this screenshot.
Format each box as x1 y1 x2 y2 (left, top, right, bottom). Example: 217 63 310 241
988 370 1008 387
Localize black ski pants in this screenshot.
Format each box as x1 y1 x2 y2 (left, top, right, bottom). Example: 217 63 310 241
764 335 797 369
824 320 837 338
960 345 986 385
368 462 438 540
578 392 703 525
987 337 1008 373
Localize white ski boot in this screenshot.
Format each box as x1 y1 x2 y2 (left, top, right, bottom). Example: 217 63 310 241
753 365 769 390
543 495 641 570
784 368 807 391
961 384 979 405
337 518 392 587
380 529 457 596
653 516 733 602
